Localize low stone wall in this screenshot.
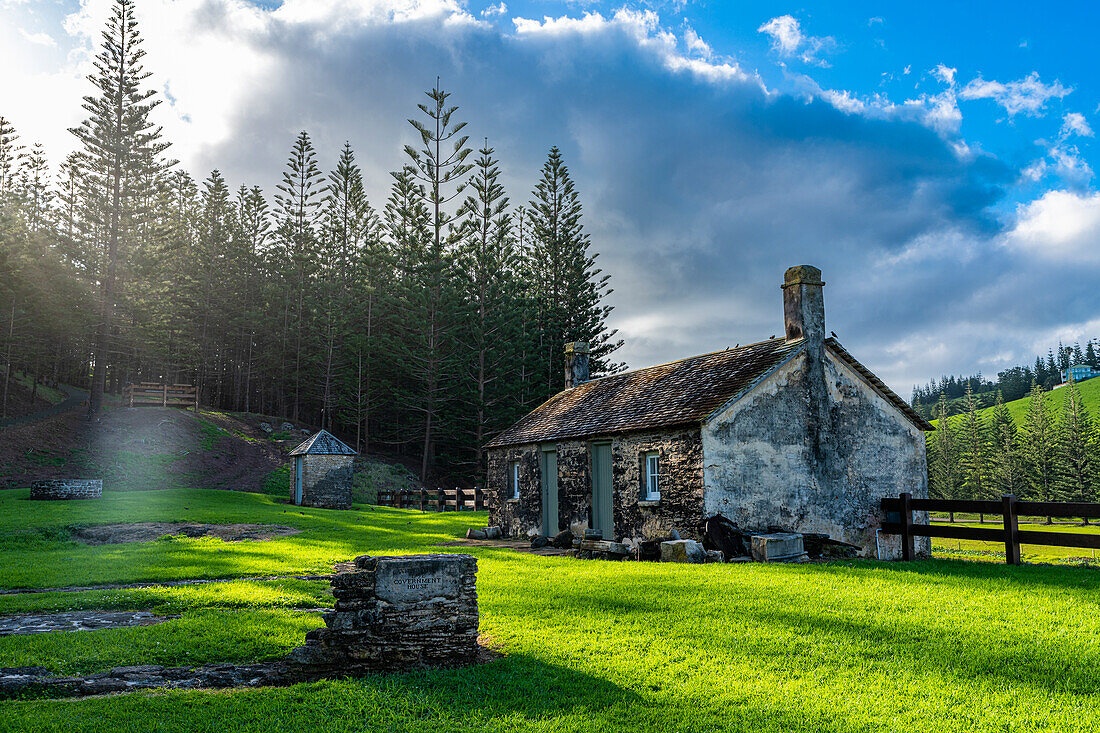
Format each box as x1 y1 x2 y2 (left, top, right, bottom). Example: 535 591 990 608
29 479 102 500
285 553 479 675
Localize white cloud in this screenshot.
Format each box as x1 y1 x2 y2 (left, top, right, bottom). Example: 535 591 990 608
758 14 802 55
1061 112 1093 137
959 71 1070 117
514 9 756 86
683 25 710 59
19 28 56 47
757 14 835 66
480 2 506 18
1005 190 1100 262
1021 113 1095 186
931 64 955 86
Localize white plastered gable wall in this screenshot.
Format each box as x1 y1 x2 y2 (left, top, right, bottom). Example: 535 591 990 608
699 341 929 556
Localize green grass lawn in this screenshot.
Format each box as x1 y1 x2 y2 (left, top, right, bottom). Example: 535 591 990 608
1 489 1099 732
930 519 1100 565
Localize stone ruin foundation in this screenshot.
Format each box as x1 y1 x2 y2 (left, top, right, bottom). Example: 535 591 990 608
0 553 482 699
284 553 479 675
29 479 102 500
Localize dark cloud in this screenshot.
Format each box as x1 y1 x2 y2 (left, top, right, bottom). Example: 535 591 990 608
182 6 1093 392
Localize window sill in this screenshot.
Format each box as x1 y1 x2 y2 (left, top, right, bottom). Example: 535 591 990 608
637 499 661 508
506 498 520 504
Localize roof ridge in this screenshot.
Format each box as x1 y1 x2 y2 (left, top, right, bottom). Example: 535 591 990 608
576 336 795 386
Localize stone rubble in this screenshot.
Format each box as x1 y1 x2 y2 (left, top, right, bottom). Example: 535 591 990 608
659 539 706 563
749 533 808 563
0 611 177 637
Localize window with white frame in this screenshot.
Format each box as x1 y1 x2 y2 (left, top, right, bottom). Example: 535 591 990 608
643 451 660 501
511 461 520 500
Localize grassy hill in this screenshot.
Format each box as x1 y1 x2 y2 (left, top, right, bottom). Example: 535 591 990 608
930 377 1100 430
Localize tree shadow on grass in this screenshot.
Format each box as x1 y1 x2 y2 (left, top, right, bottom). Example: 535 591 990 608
684 592 1099 697
827 557 1100 598
1 652 860 733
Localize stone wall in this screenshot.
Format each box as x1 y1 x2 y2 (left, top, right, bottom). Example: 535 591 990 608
292 454 353 509
701 349 930 558
610 428 704 541
285 554 479 675
486 444 542 537
29 479 102 500
486 428 704 542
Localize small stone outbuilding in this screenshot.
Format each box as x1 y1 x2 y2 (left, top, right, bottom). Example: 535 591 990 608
484 265 933 559
288 430 357 510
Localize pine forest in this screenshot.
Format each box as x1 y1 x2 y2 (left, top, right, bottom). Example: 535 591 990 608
0 0 623 483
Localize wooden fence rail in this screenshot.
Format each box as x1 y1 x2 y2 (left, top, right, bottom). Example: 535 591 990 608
123 382 198 409
880 493 1100 564
375 488 486 512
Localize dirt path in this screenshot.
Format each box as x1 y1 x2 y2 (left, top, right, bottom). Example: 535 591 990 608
0 384 87 429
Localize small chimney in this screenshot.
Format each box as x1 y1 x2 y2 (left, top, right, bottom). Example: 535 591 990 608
782 265 825 344
564 342 590 388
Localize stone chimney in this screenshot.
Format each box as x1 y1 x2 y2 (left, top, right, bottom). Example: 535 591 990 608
781 265 825 345
564 342 590 388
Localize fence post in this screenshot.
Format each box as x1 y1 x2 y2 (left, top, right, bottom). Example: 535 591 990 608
475 486 484 512
419 488 426 512
1003 494 1021 565
162 383 168 407
456 487 464 512
900 492 914 561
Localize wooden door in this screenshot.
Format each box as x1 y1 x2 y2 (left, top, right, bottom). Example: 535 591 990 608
590 443 613 537
294 457 303 505
541 447 558 536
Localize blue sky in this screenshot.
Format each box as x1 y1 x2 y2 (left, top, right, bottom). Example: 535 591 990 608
3 0 1100 393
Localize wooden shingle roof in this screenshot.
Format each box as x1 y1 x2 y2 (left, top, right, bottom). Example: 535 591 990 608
288 430 358 456
485 338 803 448
485 336 933 449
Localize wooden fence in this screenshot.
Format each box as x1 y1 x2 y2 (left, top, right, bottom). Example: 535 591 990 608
375 488 486 512
123 383 198 409
880 493 1100 564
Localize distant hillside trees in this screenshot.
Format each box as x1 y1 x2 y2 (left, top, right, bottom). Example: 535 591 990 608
911 340 1100 420
0 0 622 483
927 379 1100 512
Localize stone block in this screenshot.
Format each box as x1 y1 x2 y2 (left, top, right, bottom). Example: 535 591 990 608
704 549 724 563
465 528 487 540
578 540 630 556
284 553 479 677
750 533 806 562
29 479 102 500
484 526 503 540
660 539 706 563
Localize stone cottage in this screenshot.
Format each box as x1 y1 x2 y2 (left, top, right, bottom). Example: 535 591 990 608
484 265 933 558
288 430 357 510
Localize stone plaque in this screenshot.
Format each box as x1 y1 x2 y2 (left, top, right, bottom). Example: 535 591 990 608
373 556 463 603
